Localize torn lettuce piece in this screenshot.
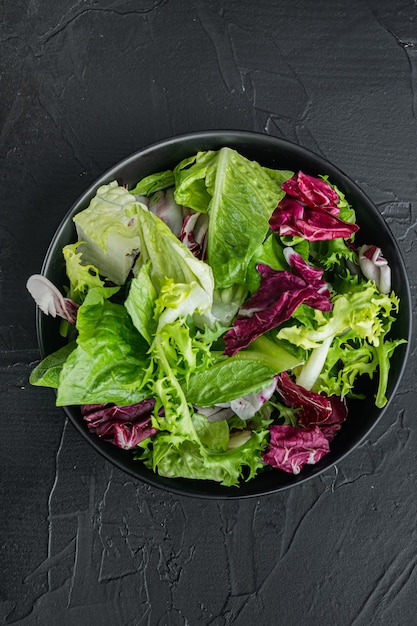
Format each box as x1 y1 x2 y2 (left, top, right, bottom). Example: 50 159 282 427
137 418 270 487
186 335 302 407
81 400 157 450
224 249 332 356
63 242 120 303
263 424 330 475
185 358 277 407
124 261 157 344
192 411 229 452
29 341 77 389
73 181 143 285
174 147 291 289
132 203 214 322
245 232 287 295
56 289 151 406
129 169 175 196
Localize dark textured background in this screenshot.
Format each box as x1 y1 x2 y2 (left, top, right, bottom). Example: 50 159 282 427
2 1 417 624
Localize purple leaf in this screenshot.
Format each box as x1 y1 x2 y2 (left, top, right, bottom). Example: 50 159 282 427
270 197 359 242
270 171 359 242
262 373 348 474
281 171 340 213
224 250 332 356
276 372 347 436
262 424 330 474
81 399 157 449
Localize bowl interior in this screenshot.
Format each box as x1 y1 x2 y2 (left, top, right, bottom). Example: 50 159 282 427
37 131 412 498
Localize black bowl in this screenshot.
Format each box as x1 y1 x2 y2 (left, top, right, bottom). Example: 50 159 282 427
36 130 412 499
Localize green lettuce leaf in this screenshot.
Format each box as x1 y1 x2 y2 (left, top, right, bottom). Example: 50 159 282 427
124 261 157 344
192 411 229 452
137 420 269 487
129 170 175 196
132 203 214 318
73 181 143 285
185 332 303 406
246 232 287 294
173 151 216 212
29 341 77 389
174 147 291 289
185 358 277 406
63 242 120 302
277 282 400 349
56 289 151 406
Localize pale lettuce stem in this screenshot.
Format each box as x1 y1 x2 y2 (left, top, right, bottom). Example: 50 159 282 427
296 335 334 391
375 343 389 409
237 334 303 372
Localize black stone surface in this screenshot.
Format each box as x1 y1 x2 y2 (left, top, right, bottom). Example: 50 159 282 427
1 1 417 624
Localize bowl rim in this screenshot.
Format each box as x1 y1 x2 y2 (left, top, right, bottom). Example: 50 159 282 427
36 129 413 499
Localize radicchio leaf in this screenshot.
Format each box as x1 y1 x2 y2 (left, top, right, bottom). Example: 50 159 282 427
224 249 331 356
270 197 359 242
270 171 359 242
281 171 340 213
81 399 157 450
262 424 330 474
262 373 348 474
276 372 347 435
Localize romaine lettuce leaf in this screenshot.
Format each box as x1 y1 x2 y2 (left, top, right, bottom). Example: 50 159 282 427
245 232 287 294
185 358 277 407
186 333 302 407
173 151 217 212
132 203 214 322
124 261 157 344
174 148 291 289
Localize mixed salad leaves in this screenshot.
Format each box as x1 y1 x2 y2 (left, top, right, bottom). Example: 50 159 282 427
27 147 405 486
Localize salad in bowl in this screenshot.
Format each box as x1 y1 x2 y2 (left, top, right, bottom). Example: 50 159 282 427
26 132 410 497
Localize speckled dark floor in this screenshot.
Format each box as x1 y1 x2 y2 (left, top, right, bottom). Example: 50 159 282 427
2 2 417 624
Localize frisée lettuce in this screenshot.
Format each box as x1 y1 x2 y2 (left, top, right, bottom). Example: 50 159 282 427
27 147 405 485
